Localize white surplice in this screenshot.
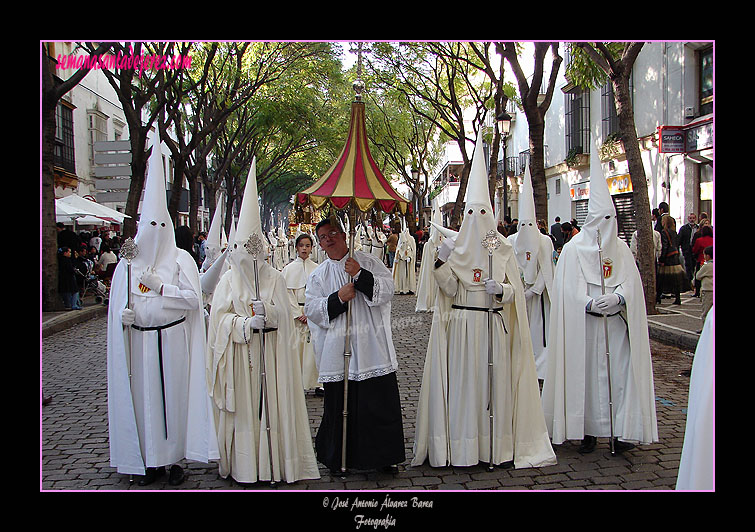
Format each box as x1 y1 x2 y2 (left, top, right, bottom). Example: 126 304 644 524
304 250 398 383
281 256 320 390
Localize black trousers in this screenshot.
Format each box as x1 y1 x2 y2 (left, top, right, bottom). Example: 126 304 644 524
316 372 405 471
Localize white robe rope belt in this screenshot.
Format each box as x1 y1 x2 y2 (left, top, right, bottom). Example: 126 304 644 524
131 316 186 439
450 304 507 333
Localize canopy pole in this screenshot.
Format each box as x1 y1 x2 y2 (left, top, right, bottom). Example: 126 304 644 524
340 206 359 475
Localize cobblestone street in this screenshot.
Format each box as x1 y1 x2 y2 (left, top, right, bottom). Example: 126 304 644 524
41 291 697 494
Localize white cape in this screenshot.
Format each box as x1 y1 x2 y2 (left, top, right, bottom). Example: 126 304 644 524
206 261 320 483
415 238 439 312
676 309 714 490
393 232 416 294
106 250 218 476
412 251 557 469
508 231 555 379
541 240 658 445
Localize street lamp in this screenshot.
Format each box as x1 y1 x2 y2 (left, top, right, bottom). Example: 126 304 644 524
411 167 420 226
496 110 512 222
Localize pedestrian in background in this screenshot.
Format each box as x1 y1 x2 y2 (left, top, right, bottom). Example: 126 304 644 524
692 225 713 299
695 245 713 325
656 214 687 305
386 228 398 268
175 225 200 269
96 244 117 276
58 247 81 310
550 216 564 250
561 221 579 244
678 213 698 289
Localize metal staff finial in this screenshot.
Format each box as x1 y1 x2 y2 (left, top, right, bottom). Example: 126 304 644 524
245 233 264 256
120 237 139 261
482 229 502 253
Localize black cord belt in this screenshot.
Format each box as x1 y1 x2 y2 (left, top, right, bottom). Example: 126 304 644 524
451 304 503 312
586 310 621 318
451 304 506 333
131 316 186 331
252 327 278 333
130 316 186 439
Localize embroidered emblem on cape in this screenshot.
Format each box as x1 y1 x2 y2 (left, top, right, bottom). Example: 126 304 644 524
602 258 613 278
526 251 531 261
472 268 482 283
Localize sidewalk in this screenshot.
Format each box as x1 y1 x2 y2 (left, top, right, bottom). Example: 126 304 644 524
41 294 109 339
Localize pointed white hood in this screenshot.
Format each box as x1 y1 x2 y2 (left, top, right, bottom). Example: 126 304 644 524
131 128 178 296
231 157 268 263
446 124 513 283
567 167 624 287
202 196 224 271
512 162 541 284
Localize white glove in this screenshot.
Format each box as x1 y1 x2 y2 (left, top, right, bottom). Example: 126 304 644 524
593 293 623 314
139 270 163 293
250 300 266 317
248 314 266 330
437 238 456 262
121 308 135 327
484 278 504 295
524 288 535 301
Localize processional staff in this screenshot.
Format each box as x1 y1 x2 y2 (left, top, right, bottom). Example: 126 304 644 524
482 229 502 471
245 233 277 485
119 236 139 484
596 229 616 456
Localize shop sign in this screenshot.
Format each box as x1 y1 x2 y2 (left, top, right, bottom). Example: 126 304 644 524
607 173 632 194
659 126 686 153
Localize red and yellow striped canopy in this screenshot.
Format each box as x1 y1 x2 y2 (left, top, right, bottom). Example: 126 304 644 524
297 101 411 215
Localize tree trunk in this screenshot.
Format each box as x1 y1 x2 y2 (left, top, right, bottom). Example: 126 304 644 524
527 117 549 222
41 89 64 312
614 74 657 315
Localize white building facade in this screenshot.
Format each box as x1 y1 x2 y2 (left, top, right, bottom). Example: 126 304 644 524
501 41 713 242
49 42 210 232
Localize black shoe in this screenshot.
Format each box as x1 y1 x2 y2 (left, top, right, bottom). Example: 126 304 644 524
314 387 325 397
612 439 636 454
578 435 597 454
138 466 166 486
495 460 514 469
168 464 185 486
380 465 399 474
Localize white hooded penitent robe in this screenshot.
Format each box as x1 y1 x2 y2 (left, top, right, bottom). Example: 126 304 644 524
106 130 217 476
206 254 320 484
393 228 416 294
107 250 219 475
676 308 714 490
541 172 658 447
412 125 555 469
281 256 320 390
508 227 554 380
